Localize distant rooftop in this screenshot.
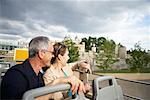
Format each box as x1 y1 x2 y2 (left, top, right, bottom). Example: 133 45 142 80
0 39 28 47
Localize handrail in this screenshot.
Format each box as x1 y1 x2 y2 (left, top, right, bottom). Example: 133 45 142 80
123 94 143 100
22 84 71 100
115 77 150 85
75 69 150 85
22 83 88 100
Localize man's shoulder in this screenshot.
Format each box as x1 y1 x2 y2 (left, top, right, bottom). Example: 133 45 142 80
6 60 29 77
9 63 24 72
2 63 27 84
4 64 24 77
10 59 29 70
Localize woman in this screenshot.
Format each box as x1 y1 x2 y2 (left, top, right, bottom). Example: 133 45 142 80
43 42 91 100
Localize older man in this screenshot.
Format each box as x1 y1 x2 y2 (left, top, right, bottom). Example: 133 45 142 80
1 36 90 99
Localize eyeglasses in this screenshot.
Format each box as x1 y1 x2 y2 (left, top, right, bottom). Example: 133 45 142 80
42 50 54 55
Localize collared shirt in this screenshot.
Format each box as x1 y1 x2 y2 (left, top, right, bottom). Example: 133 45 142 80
1 59 45 100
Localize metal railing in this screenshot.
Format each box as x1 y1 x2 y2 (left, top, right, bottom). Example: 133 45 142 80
22 84 71 100
76 69 150 100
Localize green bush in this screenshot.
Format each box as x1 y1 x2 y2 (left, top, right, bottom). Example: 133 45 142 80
95 68 150 73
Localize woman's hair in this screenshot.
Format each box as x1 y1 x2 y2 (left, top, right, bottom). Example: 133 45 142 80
29 36 49 58
51 42 67 64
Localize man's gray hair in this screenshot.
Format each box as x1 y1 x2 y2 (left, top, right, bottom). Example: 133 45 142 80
29 36 50 58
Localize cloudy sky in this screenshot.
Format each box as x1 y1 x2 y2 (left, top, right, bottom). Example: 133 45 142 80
0 0 150 50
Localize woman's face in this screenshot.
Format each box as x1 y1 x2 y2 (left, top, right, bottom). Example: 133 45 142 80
59 49 69 66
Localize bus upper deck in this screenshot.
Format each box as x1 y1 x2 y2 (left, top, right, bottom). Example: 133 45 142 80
1 66 150 100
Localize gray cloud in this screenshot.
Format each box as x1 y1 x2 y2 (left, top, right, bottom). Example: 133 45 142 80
0 0 149 49
0 20 25 36
1 0 149 32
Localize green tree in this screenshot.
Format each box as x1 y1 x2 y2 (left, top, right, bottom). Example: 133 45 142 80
81 38 89 52
96 39 116 70
81 36 116 70
81 36 97 52
96 50 106 70
142 51 150 68
126 43 150 72
97 37 106 50
62 37 79 63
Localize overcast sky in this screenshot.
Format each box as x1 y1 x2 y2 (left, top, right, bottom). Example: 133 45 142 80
0 0 150 50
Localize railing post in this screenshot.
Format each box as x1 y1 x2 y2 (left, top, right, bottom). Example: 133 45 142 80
79 69 89 83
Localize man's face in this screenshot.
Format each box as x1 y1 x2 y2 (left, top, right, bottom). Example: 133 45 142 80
42 42 54 67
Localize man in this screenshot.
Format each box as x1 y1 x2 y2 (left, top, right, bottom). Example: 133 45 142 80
1 36 90 99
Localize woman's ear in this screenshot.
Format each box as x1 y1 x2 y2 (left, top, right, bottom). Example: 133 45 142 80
58 54 66 66
58 54 63 61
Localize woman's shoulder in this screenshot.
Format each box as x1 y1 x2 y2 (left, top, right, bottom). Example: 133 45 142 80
62 66 73 76
44 65 55 75
43 65 58 84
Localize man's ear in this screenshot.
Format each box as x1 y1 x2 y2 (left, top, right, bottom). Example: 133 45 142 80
38 51 45 59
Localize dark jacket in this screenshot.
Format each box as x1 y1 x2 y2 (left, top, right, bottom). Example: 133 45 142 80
1 59 45 99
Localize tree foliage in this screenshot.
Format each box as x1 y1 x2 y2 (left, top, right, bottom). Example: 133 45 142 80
81 36 117 70
126 43 150 72
81 36 116 52
62 37 79 63
96 38 116 70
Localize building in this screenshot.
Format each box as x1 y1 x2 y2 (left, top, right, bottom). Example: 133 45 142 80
0 39 28 50
74 37 128 70
118 46 127 59
0 39 28 62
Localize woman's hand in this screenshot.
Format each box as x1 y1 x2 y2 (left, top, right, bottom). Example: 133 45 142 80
84 82 91 92
78 60 92 73
67 76 86 94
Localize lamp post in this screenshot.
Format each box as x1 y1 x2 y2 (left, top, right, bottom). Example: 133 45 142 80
91 44 96 71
